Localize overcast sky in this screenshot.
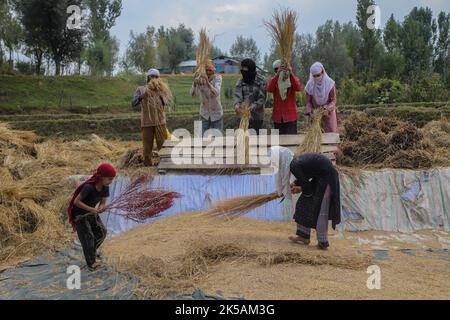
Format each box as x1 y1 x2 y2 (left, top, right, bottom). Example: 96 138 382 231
112 0 449 60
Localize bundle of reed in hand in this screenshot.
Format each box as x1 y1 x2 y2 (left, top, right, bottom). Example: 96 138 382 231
264 8 298 67
297 110 326 154
81 176 181 222
147 78 173 102
208 192 280 218
194 28 211 84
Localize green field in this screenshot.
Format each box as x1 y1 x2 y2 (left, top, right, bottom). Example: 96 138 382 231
0 74 240 114
0 75 449 140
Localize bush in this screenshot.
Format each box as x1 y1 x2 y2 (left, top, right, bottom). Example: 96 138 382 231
366 78 407 104
338 78 367 104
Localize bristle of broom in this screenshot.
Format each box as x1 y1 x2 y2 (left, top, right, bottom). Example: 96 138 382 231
208 192 280 218
264 8 298 66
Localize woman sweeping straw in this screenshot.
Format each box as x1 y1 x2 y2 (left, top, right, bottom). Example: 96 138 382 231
304 62 338 133
278 147 341 250
209 147 341 250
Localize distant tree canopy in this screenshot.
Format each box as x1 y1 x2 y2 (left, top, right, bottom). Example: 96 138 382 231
0 0 448 102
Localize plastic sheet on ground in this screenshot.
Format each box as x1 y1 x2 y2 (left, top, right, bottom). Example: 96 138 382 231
101 167 450 235
0 245 139 300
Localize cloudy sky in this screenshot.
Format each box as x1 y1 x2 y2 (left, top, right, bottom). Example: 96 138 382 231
111 0 450 59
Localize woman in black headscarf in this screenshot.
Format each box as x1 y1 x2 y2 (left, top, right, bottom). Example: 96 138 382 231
288 152 341 250
234 58 267 134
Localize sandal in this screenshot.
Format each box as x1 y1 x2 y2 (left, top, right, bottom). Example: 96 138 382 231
289 236 311 245
88 262 103 272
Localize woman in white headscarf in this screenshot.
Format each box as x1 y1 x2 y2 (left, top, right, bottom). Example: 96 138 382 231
270 146 341 250
304 62 338 133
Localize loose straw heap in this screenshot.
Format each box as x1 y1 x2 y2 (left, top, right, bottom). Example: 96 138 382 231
264 8 298 66
297 110 325 154
194 28 212 84
103 175 182 223
208 192 280 218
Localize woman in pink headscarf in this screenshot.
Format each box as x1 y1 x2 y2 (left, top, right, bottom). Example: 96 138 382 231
304 62 338 133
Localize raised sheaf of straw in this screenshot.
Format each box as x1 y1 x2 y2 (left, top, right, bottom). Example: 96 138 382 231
264 8 298 66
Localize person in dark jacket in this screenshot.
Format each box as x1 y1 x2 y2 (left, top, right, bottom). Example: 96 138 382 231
288 152 341 249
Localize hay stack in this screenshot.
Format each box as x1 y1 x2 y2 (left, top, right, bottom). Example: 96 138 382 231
264 8 298 67
338 112 450 169
421 118 450 148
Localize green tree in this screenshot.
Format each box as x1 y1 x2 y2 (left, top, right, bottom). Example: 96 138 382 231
125 26 157 73
85 0 122 76
14 0 85 75
157 24 195 72
313 20 354 84
230 35 261 63
356 0 382 79
400 7 436 78
434 11 450 86
0 0 22 71
380 14 405 79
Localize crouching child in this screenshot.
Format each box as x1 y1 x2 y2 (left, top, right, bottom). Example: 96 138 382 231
67 163 117 271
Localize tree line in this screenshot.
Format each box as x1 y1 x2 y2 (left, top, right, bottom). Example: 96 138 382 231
0 0 448 102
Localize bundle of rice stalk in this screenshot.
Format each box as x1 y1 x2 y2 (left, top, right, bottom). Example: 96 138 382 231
0 168 70 204
194 28 211 82
147 78 173 104
236 101 251 164
0 122 38 157
264 8 298 66
208 192 280 218
297 110 325 154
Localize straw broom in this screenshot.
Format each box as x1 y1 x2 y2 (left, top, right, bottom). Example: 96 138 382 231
208 192 280 218
264 8 298 68
297 110 326 154
76 175 181 223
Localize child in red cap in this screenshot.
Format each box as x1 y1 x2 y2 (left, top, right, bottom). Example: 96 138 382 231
68 163 117 271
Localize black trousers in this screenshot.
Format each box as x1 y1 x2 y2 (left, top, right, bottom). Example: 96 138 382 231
75 215 107 267
273 121 298 135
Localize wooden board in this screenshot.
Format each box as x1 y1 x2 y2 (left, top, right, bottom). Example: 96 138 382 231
161 133 340 147
158 145 339 158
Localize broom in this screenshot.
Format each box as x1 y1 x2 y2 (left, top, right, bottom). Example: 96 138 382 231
208 192 280 218
297 110 326 154
78 175 181 223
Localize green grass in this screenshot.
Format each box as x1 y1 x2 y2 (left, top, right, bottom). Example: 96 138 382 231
0 74 240 114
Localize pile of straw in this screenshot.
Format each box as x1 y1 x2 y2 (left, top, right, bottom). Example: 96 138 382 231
338 112 450 169
264 8 298 66
0 123 141 263
208 192 280 218
297 110 325 154
194 28 211 83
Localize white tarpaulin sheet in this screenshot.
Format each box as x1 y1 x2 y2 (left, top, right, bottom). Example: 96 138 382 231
100 167 450 235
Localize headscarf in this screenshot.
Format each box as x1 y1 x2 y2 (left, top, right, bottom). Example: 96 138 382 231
272 60 282 71
67 163 117 232
305 62 335 106
205 60 217 80
240 58 257 85
270 146 294 199
147 68 160 78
